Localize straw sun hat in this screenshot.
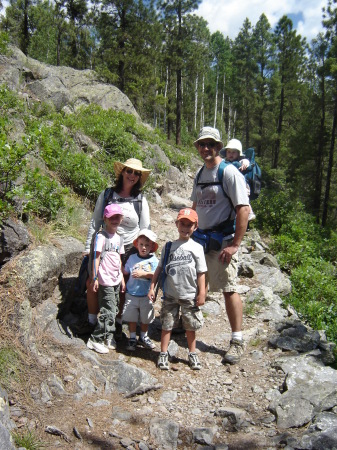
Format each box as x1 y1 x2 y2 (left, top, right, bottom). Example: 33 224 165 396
113 158 151 187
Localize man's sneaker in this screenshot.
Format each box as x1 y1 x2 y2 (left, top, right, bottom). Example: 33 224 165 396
72 319 96 336
222 339 244 364
138 335 156 349
126 338 137 351
157 352 169 370
87 338 109 354
188 352 201 370
114 321 123 341
105 337 117 350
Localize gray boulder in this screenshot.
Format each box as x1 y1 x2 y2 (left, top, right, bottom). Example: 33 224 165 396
0 46 139 118
15 236 83 306
0 219 30 266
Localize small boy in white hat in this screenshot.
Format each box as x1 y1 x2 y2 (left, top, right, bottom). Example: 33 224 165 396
220 139 256 221
122 229 159 351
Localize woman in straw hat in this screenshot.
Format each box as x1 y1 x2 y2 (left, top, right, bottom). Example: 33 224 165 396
77 158 152 344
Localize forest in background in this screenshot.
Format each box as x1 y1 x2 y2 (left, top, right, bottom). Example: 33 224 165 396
1 0 337 227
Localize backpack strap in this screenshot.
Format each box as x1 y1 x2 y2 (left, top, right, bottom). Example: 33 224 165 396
154 241 172 301
103 188 143 219
161 241 172 295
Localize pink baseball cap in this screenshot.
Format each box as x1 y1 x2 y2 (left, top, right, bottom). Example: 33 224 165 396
104 204 123 218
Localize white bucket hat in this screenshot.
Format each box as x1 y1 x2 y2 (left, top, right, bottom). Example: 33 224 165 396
133 229 158 252
113 158 151 187
194 126 223 149
221 138 243 157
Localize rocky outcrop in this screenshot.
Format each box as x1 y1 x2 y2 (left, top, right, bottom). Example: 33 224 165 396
0 46 140 117
0 219 30 267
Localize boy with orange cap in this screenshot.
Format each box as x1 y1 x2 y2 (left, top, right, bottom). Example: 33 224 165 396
148 208 207 370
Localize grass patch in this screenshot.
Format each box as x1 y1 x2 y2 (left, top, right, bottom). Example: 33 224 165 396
0 347 21 391
12 428 45 450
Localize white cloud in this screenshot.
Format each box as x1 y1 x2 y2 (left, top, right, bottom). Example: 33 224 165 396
196 0 327 42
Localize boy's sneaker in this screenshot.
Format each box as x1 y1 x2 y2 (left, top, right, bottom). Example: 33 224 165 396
138 335 156 349
222 339 244 364
188 352 201 370
126 338 137 351
104 337 117 350
157 352 169 370
87 338 109 354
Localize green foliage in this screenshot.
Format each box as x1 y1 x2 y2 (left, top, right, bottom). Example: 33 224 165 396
17 168 68 220
0 134 32 221
12 428 45 450
286 258 337 342
0 32 10 54
256 186 337 347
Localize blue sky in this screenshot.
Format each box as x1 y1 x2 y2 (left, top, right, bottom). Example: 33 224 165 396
196 0 327 42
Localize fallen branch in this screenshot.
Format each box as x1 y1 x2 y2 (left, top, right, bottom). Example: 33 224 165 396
124 383 163 398
45 425 71 443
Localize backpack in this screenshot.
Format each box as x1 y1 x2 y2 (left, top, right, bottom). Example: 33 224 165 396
88 229 124 280
194 160 235 236
242 147 262 200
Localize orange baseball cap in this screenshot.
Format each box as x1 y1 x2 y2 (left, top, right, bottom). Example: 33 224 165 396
176 208 198 225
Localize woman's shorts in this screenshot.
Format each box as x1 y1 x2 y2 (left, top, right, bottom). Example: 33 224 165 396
122 293 155 324
160 295 204 331
205 239 239 293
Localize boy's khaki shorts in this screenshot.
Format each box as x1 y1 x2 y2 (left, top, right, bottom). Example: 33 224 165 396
122 293 155 324
160 296 204 331
205 239 239 293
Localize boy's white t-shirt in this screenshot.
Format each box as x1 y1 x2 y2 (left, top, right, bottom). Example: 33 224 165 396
95 232 125 287
159 239 207 300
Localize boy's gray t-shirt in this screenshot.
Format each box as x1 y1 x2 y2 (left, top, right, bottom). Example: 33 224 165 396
159 239 207 300
191 163 249 231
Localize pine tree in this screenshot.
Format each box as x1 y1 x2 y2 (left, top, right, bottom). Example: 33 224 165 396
159 0 201 144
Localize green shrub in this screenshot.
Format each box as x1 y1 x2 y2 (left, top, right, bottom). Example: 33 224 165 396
0 32 10 54
287 258 337 341
17 168 68 220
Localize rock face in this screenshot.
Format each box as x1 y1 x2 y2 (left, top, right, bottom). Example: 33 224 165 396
0 46 140 118
0 219 30 267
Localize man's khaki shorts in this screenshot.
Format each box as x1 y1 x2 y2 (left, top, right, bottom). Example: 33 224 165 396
205 239 239 293
160 296 204 331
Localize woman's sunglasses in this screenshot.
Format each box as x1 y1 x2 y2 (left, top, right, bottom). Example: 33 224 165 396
125 168 142 177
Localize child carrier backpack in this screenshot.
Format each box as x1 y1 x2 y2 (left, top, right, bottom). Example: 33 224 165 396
242 147 262 200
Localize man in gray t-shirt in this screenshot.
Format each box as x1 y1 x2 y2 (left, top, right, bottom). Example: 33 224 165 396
191 126 250 365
